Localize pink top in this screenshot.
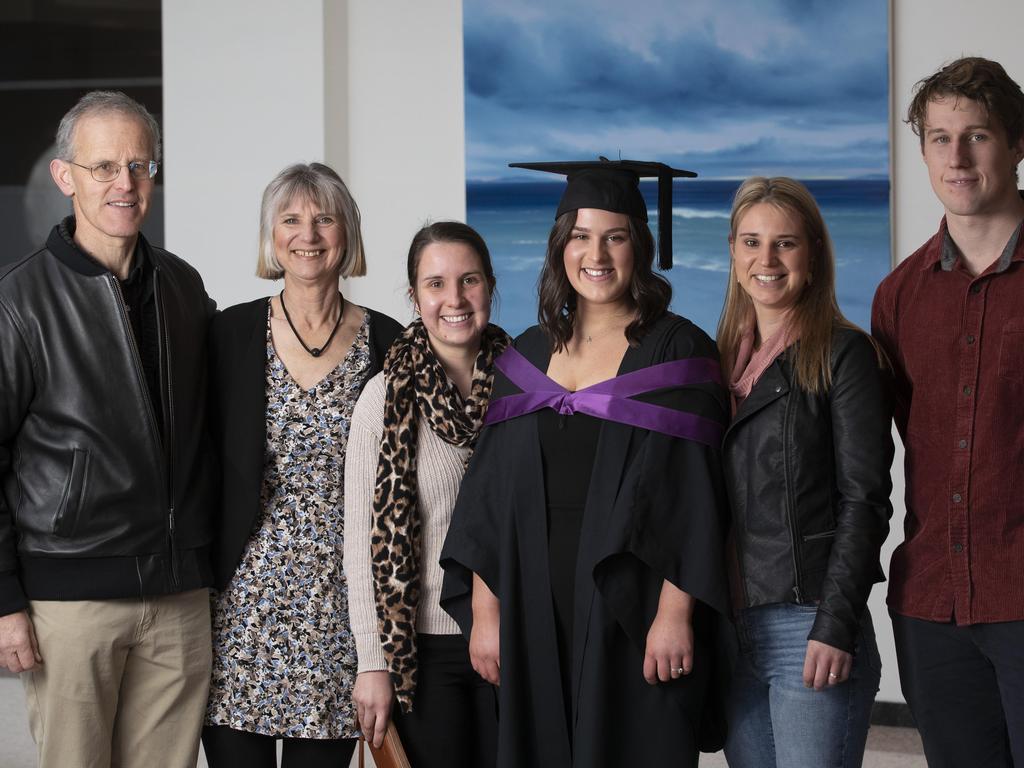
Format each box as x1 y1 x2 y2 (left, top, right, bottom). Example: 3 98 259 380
728 317 797 415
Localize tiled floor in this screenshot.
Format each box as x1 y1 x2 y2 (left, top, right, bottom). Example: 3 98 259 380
1 671 925 767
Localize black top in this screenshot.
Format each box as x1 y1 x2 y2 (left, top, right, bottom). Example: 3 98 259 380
539 409 601 740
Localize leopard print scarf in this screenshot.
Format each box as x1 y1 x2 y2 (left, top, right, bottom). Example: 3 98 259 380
371 319 510 711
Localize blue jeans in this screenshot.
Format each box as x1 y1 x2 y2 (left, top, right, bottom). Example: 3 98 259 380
723 603 881 768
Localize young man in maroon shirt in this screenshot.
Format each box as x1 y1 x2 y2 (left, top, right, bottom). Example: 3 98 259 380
872 57 1024 766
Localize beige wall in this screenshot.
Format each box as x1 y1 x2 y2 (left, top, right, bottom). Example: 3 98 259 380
163 0 464 321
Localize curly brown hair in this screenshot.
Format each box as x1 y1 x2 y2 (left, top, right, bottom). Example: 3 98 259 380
906 57 1024 148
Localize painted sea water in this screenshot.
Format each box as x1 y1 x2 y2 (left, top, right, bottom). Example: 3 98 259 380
467 179 890 339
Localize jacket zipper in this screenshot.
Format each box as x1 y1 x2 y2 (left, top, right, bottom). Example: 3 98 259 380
108 273 178 590
723 432 751 608
781 390 805 603
153 268 180 590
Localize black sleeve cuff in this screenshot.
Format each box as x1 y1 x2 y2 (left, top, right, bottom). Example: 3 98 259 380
0 570 28 617
807 607 856 653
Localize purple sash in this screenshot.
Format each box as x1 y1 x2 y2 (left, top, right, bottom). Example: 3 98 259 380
485 347 725 446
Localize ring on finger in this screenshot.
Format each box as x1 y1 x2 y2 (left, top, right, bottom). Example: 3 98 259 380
828 671 839 680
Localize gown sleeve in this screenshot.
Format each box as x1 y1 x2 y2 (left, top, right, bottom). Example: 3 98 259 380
592 319 730 647
438 329 540 636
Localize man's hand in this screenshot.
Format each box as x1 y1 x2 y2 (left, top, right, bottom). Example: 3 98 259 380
0 610 42 673
353 670 393 748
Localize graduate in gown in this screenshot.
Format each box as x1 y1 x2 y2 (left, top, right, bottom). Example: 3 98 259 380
440 159 732 767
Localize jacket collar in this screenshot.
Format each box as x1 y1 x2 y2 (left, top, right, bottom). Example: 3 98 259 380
726 355 791 440
46 216 152 278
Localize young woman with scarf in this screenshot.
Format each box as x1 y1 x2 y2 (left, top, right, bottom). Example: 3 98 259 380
343 221 508 768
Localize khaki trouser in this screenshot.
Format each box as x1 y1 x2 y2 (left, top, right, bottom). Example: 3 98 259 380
23 589 212 768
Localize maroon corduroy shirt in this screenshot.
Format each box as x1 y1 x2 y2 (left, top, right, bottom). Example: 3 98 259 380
872 216 1024 625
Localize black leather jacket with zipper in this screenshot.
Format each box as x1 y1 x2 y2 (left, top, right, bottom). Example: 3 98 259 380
723 326 893 652
0 219 217 615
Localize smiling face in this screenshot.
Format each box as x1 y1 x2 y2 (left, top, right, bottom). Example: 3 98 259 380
49 112 154 256
272 195 346 286
413 241 492 356
562 208 635 310
730 202 812 323
922 96 1024 220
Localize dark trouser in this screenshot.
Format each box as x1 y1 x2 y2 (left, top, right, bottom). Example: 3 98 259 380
201 725 356 768
891 610 1024 767
392 633 498 768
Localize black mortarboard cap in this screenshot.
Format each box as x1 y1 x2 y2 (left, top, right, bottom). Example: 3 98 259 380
508 156 697 269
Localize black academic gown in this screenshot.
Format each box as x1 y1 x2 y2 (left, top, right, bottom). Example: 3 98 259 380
440 313 732 768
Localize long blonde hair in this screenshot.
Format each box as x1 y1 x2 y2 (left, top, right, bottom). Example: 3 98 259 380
717 176 863 395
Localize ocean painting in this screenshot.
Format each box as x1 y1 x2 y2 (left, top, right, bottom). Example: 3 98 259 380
463 0 890 338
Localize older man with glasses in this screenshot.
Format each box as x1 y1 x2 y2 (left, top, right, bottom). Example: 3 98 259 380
0 91 217 768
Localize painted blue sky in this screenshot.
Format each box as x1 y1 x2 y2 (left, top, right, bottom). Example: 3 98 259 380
464 0 889 181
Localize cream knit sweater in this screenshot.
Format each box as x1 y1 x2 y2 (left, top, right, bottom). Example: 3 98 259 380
343 371 465 673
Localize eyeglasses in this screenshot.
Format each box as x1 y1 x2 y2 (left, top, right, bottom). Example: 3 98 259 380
68 160 159 182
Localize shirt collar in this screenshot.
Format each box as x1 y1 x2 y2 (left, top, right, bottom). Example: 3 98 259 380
926 204 1024 274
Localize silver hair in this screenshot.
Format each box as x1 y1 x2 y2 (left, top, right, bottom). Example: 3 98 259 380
55 91 162 162
256 163 367 280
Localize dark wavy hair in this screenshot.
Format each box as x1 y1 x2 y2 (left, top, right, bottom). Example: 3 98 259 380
406 220 496 294
907 57 1024 150
537 210 672 352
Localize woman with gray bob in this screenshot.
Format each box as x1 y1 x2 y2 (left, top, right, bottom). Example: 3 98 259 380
202 162 402 767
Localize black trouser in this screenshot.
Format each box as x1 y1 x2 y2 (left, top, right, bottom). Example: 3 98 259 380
201 725 356 768
891 610 1024 767
392 633 498 768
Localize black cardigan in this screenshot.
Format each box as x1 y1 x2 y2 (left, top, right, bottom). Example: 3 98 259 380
207 296 403 589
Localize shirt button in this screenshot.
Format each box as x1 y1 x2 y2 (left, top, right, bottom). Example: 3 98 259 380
958 439 968 448
775 386 782 393
970 283 982 294
953 543 963 553
966 335 976 344
963 386 972 395
952 493 963 503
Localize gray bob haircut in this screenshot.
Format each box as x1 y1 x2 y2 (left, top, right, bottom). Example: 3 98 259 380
256 163 367 280
55 91 162 162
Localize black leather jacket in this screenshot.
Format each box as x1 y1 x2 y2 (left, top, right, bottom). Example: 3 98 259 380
0 221 218 614
723 326 893 652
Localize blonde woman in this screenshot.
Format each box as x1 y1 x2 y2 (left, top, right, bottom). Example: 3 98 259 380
718 177 892 768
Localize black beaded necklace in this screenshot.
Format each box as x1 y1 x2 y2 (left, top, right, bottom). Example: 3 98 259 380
279 290 345 358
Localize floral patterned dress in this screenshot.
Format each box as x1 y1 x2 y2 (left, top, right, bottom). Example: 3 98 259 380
206 309 370 739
